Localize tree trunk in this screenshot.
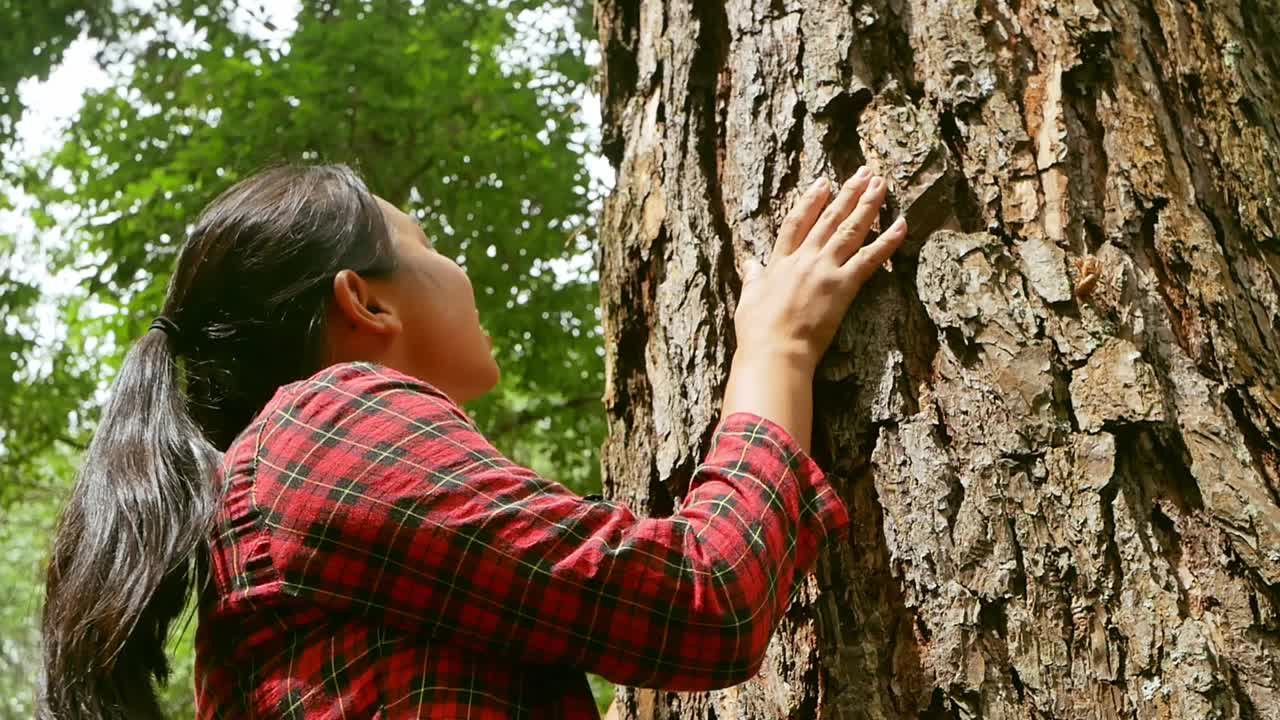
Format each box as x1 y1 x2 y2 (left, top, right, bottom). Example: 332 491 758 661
593 0 1280 717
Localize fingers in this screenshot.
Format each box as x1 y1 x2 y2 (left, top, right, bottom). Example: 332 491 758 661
824 177 889 264
772 178 832 261
803 167 872 251
843 217 907 289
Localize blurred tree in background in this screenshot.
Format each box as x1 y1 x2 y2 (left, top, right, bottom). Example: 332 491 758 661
0 0 611 715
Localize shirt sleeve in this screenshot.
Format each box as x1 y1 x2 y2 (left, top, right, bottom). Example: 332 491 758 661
252 363 849 691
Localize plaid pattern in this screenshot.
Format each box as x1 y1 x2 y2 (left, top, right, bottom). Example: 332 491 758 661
194 362 848 719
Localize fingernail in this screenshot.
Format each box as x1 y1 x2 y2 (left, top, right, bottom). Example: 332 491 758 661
869 177 884 191
890 217 906 232
854 166 870 179
809 178 828 193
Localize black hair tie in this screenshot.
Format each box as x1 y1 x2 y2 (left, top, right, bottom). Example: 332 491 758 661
149 316 182 341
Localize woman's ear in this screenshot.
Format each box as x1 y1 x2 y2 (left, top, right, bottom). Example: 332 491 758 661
331 269 402 336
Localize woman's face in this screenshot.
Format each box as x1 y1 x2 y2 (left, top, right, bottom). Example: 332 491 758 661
370 196 500 404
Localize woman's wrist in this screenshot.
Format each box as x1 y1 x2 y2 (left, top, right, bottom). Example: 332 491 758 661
733 343 817 376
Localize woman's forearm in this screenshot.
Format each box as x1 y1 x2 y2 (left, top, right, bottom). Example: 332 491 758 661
721 349 815 454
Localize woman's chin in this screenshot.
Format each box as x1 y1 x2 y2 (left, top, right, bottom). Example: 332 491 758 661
460 360 500 403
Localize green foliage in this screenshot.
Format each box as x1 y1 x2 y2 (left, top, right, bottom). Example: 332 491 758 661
0 493 59 718
5 0 604 495
1 0 611 714
0 0 114 145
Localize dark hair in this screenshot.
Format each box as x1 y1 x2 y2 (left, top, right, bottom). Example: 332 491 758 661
41 164 398 719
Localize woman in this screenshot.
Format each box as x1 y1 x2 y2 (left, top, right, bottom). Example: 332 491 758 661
41 163 904 719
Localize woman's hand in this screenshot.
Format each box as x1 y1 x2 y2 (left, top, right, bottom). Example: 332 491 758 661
722 169 906 452
735 168 906 374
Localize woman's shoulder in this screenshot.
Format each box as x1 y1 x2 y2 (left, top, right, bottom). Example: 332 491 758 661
221 362 477 470
279 361 447 402
267 361 472 430
226 362 487 492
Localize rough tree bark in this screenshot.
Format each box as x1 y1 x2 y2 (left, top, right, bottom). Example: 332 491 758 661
593 0 1280 717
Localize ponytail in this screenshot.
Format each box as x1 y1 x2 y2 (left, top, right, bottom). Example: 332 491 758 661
40 162 398 718
41 327 219 719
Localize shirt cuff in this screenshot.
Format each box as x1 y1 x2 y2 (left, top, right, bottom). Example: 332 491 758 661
712 412 851 544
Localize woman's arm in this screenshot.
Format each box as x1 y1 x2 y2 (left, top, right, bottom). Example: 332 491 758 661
252 364 844 690
248 170 903 689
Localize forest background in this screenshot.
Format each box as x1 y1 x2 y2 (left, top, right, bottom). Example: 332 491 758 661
0 1 615 715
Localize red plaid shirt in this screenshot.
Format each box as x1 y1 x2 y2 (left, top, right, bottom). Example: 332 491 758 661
194 362 848 718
